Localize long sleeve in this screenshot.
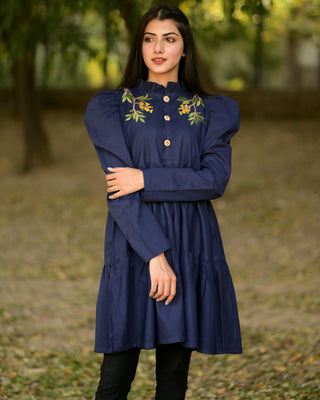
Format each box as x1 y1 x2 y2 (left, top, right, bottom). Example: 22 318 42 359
84 91 171 263
142 95 240 202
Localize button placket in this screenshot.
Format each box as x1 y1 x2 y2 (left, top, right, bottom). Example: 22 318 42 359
162 92 172 160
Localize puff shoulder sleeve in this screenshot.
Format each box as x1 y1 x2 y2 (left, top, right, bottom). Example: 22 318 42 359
142 95 240 202
84 91 171 262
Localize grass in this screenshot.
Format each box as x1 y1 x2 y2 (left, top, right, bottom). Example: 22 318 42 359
0 111 319 399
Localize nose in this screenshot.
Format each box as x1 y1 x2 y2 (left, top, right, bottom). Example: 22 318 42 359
154 39 164 53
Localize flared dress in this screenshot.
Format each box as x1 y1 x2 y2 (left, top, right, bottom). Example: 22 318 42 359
84 79 242 355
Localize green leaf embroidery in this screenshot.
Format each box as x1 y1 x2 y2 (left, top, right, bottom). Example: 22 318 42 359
122 89 204 125
122 89 153 123
177 94 205 125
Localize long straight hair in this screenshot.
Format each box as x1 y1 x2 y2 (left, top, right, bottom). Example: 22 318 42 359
118 3 207 95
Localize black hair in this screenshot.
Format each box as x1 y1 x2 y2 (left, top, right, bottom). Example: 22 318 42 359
118 3 207 95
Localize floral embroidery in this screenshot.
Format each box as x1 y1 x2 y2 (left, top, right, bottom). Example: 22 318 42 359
177 94 205 125
122 88 153 123
122 89 205 125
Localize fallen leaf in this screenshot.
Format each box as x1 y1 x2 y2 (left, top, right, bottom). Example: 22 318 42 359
290 353 303 362
274 365 286 372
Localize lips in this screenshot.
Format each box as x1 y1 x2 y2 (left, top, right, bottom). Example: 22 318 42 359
152 58 166 64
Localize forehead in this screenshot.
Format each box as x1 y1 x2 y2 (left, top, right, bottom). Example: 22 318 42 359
144 18 180 34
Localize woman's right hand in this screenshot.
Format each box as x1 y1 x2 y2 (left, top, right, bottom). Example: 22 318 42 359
149 253 176 305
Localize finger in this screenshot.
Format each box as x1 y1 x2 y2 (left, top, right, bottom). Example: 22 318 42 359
106 174 116 182
107 186 118 193
156 285 170 302
109 187 128 198
107 180 117 188
156 279 170 301
108 191 122 199
108 167 124 173
165 281 177 305
149 281 158 298
106 181 117 190
152 282 164 299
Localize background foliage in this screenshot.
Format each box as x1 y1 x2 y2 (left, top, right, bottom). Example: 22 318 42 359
1 0 320 90
1 0 319 171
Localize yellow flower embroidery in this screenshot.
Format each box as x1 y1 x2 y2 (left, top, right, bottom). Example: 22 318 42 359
122 89 153 123
139 101 153 113
177 95 205 125
122 89 204 124
178 104 191 115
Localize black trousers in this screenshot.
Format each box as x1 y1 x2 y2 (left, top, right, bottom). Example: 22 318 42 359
95 343 192 400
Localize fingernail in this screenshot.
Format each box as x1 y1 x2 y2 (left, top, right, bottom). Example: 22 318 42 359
165 302 169 306
156 299 160 302
107 167 113 170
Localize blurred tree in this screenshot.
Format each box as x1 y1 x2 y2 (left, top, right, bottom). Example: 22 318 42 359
0 0 89 171
287 4 301 89
285 0 320 89
239 0 273 88
86 0 153 83
1 0 318 174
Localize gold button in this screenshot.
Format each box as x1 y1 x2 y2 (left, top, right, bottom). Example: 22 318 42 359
164 115 171 121
163 96 170 102
164 139 171 147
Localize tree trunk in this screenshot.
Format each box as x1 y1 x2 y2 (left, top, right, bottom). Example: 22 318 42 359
13 52 52 172
118 0 139 36
287 8 300 90
317 46 320 88
253 15 264 88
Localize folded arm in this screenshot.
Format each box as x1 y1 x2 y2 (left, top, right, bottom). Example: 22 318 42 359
107 96 240 203
84 92 171 263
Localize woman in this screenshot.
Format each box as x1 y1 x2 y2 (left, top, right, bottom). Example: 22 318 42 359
85 3 242 399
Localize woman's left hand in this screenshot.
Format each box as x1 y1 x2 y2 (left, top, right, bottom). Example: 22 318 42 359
106 167 144 199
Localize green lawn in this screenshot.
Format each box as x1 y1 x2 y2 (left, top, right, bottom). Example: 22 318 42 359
0 111 319 399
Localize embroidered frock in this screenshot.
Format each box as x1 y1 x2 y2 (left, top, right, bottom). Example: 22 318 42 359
84 80 242 355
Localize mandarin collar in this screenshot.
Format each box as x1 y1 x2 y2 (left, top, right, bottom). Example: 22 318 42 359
136 79 185 93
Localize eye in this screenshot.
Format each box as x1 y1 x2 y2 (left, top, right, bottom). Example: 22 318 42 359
144 36 154 43
166 37 175 42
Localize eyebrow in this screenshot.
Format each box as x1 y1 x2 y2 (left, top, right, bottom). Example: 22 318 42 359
144 32 180 37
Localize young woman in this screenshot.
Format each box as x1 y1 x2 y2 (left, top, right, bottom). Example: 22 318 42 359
85 3 242 399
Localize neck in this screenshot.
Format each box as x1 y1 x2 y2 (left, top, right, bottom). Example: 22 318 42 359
147 72 178 87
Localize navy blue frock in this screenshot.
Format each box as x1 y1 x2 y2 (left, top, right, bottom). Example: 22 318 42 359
84 80 242 355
